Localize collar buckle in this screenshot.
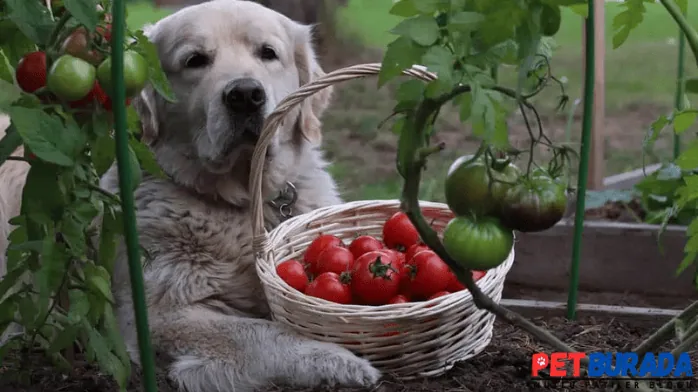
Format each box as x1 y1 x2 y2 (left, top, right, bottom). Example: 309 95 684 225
268 181 297 221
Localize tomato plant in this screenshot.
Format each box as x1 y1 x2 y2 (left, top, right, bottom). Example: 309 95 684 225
0 0 175 388
305 272 353 304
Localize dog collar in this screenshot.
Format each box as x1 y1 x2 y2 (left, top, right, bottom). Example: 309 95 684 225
267 181 297 221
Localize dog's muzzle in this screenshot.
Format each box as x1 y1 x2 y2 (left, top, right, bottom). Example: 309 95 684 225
221 77 266 140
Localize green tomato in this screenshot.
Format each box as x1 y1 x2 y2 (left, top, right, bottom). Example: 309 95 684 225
47 54 96 101
540 4 562 37
444 154 522 217
500 174 568 233
127 146 143 192
442 215 514 271
97 50 149 98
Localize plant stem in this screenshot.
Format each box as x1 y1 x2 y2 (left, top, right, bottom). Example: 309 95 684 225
672 315 698 357
634 301 698 356
659 0 698 68
46 12 71 50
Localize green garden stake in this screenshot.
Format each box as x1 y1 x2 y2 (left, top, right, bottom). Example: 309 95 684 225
566 0 596 320
673 6 687 159
110 0 158 391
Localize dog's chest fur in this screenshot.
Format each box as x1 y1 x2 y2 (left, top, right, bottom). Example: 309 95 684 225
100 164 340 320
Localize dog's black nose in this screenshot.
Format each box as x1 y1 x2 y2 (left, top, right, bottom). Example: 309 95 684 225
222 78 266 113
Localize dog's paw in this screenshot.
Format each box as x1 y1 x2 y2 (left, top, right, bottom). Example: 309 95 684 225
325 349 382 388
293 341 381 388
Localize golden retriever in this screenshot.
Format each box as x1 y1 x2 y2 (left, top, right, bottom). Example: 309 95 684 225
0 0 381 391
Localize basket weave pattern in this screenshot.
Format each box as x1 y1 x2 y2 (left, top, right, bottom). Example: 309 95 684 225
249 64 515 378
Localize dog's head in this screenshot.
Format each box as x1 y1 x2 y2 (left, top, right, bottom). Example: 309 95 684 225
133 0 332 204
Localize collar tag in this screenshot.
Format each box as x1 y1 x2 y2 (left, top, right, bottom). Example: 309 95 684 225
268 181 297 221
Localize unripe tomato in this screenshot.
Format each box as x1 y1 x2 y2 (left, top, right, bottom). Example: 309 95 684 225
15 52 47 93
61 27 104 65
47 55 97 101
500 174 568 233
444 154 521 217
97 50 149 98
540 4 562 37
442 215 513 271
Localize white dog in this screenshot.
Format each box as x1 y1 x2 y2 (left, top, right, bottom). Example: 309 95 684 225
0 1 381 391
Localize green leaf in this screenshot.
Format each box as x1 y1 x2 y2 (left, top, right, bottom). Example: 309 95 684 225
129 136 165 178
92 134 116 176
48 324 80 354
389 0 419 17
83 320 129 389
5 0 55 45
0 79 21 110
396 80 425 104
0 123 23 166
103 303 130 367
133 30 176 103
421 45 453 82
458 93 473 122
391 15 441 47
98 206 122 274
448 11 485 31
611 0 647 49
412 0 448 14
676 141 698 171
0 265 26 301
0 20 38 66
7 107 77 166
63 0 99 31
673 110 697 134
85 264 114 303
378 36 426 87
686 78 698 95
643 114 669 153
60 211 87 256
0 50 14 84
66 289 90 323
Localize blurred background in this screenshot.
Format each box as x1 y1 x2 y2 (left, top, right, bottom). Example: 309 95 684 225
125 0 698 203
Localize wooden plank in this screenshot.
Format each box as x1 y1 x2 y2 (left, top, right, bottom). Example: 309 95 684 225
499 299 680 322
582 1 606 190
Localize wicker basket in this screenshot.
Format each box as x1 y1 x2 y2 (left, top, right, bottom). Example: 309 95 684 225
249 63 515 379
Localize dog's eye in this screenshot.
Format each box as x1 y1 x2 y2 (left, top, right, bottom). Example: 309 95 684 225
184 53 210 69
259 45 278 61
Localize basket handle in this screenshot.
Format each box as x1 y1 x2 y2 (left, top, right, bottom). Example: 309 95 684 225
249 62 437 250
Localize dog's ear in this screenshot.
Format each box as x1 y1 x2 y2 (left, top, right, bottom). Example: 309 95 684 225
293 24 333 146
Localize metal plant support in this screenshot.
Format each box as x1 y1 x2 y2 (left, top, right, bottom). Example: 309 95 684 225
110 0 158 391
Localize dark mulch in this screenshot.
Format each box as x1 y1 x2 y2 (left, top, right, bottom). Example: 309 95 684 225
2 315 696 392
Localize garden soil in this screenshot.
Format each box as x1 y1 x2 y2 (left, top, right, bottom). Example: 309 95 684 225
3 315 696 392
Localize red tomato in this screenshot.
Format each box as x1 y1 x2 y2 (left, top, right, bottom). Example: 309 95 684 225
305 272 352 304
428 291 451 300
97 23 112 42
316 246 355 275
401 250 451 299
405 243 429 263
382 211 420 251
276 260 309 293
69 80 109 108
304 234 344 274
348 235 383 259
16 51 47 93
446 269 487 292
351 250 401 305
387 249 406 267
388 294 410 304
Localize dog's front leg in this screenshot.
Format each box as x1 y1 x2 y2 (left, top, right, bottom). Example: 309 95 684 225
146 306 381 392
